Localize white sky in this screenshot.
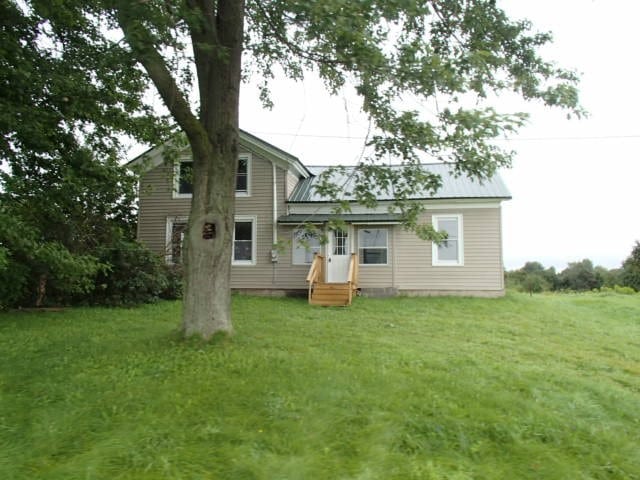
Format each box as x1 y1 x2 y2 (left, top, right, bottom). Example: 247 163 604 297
232 0 640 271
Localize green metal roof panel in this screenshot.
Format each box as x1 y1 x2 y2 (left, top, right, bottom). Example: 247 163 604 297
288 164 511 203
278 213 402 224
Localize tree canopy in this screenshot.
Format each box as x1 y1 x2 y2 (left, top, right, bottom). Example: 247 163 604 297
621 241 640 291
0 0 174 307
1 0 582 337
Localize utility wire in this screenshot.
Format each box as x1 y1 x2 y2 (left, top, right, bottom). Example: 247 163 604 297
251 131 640 142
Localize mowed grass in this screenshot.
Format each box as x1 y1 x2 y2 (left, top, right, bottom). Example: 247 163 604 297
0 292 639 479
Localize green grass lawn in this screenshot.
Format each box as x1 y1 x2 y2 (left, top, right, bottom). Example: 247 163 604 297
1 292 639 479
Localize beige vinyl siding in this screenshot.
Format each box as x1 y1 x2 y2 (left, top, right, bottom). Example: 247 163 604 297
354 226 393 288
138 162 190 255
395 208 504 292
286 170 299 198
272 225 319 289
137 148 312 289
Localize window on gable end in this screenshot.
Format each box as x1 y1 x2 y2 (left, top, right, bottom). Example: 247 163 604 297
176 161 193 196
174 155 251 198
236 155 249 195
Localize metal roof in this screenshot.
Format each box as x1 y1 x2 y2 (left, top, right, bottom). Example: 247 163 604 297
288 164 511 203
278 213 402 224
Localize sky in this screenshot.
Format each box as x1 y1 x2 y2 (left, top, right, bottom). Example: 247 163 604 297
232 0 640 271
126 0 640 272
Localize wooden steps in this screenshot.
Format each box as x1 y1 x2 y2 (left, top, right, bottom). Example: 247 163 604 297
309 282 353 306
306 253 358 306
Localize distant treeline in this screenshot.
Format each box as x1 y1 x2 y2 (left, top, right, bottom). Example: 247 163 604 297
506 242 640 294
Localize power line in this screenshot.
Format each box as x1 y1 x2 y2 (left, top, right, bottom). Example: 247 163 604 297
502 134 640 142
251 131 640 142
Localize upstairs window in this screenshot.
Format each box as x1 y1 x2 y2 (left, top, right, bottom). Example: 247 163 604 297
358 228 388 265
236 156 249 194
432 214 464 266
177 162 193 196
174 154 251 198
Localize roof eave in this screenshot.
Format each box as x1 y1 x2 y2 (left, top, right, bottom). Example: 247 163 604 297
126 130 312 178
286 196 512 204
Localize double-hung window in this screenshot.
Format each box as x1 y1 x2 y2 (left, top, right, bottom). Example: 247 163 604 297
432 214 463 266
236 156 249 195
176 162 193 196
358 228 388 265
233 216 256 265
174 154 251 198
165 217 188 264
292 229 322 264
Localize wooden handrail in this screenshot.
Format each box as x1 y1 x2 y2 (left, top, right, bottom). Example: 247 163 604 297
306 254 324 302
305 254 324 283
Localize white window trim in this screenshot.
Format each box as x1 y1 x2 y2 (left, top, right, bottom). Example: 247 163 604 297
236 153 252 197
233 215 257 266
172 157 193 199
432 214 464 266
172 153 252 199
165 216 189 264
291 228 322 265
358 227 390 266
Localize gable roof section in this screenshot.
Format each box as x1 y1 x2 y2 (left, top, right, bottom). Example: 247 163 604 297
127 129 312 178
288 164 511 203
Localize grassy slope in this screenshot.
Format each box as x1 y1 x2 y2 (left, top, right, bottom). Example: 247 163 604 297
0 292 638 479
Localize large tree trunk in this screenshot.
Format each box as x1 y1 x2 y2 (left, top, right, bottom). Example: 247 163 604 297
182 1 245 339
182 129 239 339
117 0 245 339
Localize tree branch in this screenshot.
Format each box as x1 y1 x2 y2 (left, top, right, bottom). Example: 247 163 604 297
185 0 218 113
114 2 207 150
249 2 344 67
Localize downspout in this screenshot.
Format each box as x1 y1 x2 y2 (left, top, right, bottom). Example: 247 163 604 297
272 162 278 246
271 161 278 264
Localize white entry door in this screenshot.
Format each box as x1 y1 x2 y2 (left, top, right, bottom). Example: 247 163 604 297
327 228 350 282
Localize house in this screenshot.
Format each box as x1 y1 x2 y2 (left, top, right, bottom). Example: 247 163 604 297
129 130 511 303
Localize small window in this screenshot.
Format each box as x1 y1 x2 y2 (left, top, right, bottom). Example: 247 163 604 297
432 215 463 266
233 217 256 265
333 229 348 255
292 229 322 264
236 156 249 194
359 228 388 265
177 162 193 195
174 155 250 198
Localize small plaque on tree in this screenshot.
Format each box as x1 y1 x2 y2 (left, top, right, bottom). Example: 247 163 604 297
202 222 216 240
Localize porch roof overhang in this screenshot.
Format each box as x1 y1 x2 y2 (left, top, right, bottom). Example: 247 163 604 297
277 213 401 224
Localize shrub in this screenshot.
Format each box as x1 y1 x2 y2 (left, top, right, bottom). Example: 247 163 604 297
160 263 183 300
0 210 102 308
519 272 549 295
614 285 636 295
0 257 30 309
92 241 171 306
